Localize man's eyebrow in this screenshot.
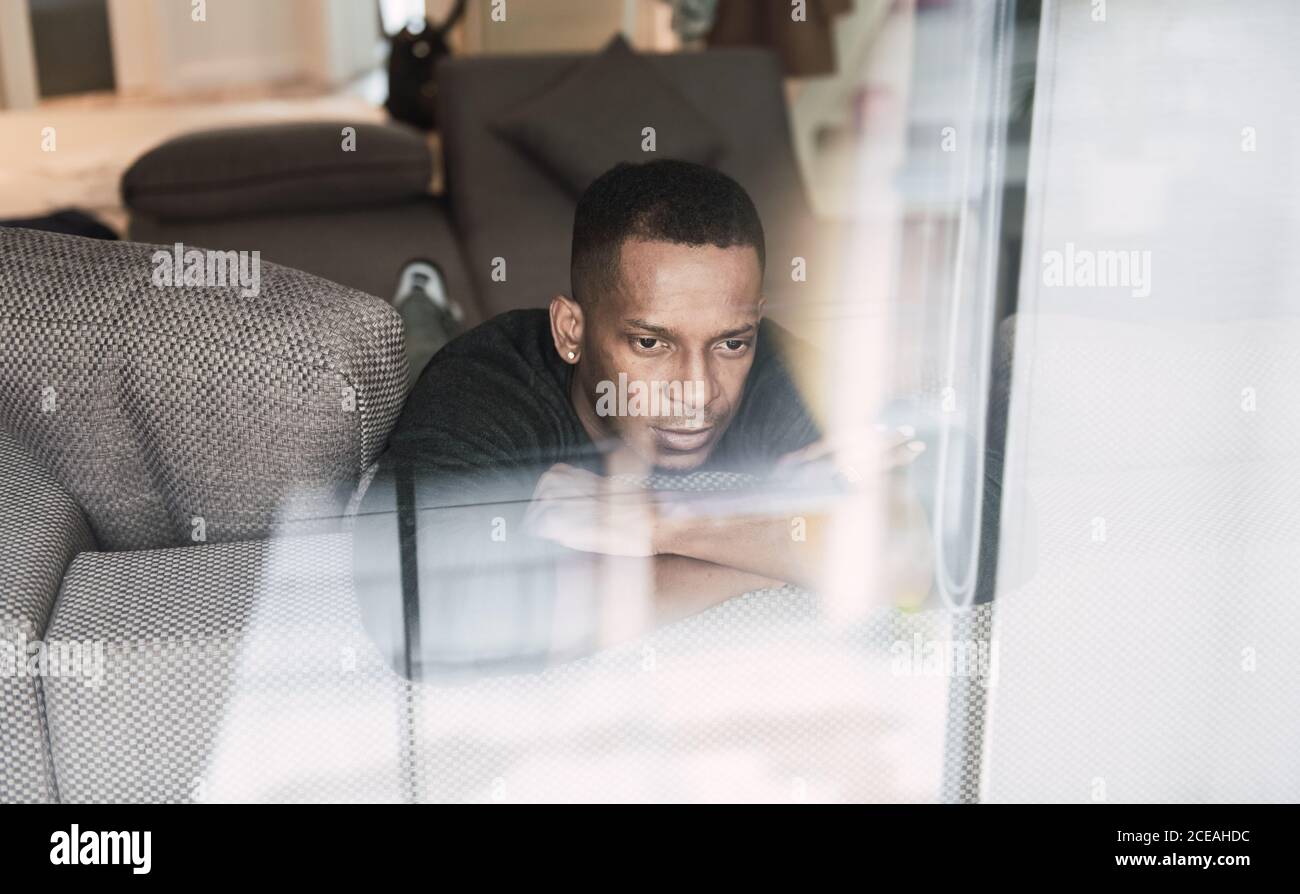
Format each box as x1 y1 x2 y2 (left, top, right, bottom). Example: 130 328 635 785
713 324 759 339
623 319 760 340
623 318 675 336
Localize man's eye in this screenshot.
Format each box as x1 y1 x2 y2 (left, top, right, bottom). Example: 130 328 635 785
722 339 750 352
635 337 660 350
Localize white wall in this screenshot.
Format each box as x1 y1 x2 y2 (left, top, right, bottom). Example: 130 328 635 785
0 0 39 109
460 0 672 54
310 0 383 86
108 0 378 97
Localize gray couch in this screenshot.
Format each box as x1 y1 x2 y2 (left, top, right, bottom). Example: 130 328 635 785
0 226 407 801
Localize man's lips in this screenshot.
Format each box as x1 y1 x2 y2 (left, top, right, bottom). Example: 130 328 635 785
650 424 715 452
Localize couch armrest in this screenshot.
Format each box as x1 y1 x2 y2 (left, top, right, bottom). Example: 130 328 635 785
0 430 95 803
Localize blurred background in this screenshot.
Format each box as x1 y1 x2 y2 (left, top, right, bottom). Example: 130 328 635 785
0 0 904 229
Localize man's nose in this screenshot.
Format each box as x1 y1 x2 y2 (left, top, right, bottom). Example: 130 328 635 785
671 352 717 418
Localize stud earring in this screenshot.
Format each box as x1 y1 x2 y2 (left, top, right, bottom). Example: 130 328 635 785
567 351 577 361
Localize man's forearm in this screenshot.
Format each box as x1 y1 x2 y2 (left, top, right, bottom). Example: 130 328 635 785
647 554 781 626
654 509 826 591
559 551 781 650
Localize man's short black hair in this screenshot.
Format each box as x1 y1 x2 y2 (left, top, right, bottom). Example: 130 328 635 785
570 159 766 305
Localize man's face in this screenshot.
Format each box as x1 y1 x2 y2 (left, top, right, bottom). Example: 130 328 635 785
575 238 763 471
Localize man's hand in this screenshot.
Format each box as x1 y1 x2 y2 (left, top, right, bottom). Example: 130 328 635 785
524 462 662 557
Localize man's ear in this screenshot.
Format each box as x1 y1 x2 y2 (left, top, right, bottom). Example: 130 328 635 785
549 294 585 364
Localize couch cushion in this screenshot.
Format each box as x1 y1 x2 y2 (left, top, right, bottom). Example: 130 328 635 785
43 533 410 803
122 122 433 221
490 35 727 197
0 430 96 803
0 227 407 551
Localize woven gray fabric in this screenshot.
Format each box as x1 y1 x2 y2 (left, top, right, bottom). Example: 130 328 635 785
939 602 994 803
608 470 759 492
408 593 985 803
43 533 412 803
46 530 982 802
43 523 982 801
0 429 96 803
0 227 407 551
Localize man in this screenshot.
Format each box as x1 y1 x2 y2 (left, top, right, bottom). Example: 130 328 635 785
355 160 924 677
